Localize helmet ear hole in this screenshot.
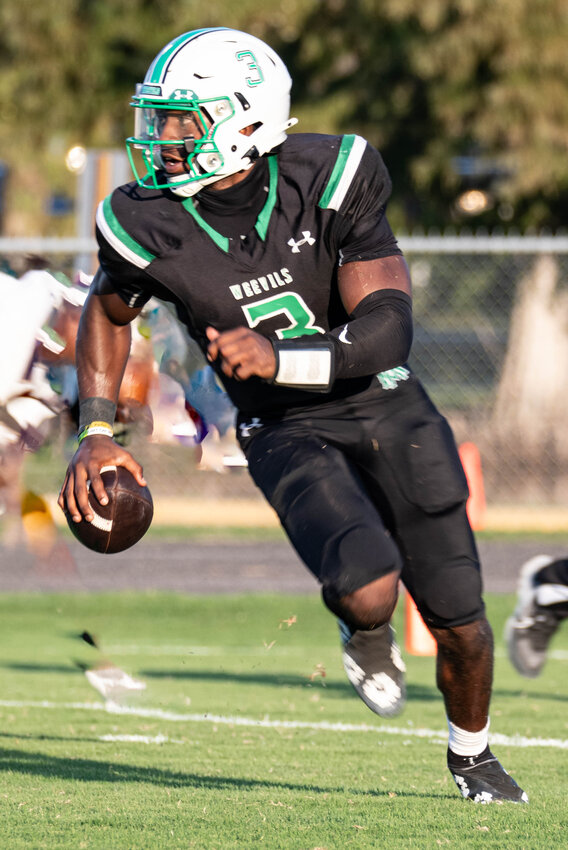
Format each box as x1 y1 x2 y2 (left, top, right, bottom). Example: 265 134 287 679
240 121 261 138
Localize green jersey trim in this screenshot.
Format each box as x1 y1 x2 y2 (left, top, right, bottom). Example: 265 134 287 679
181 155 278 251
181 198 230 252
255 155 278 240
318 134 367 212
96 196 155 269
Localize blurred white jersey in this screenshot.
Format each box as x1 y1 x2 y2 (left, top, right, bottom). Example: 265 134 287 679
0 270 86 447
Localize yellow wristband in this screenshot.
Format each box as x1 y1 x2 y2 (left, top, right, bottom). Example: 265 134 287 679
78 422 114 443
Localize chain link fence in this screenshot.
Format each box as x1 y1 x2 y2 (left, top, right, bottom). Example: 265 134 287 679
2 235 568 510
403 236 568 506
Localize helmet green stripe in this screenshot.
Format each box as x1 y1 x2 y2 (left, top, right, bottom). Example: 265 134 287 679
147 28 228 84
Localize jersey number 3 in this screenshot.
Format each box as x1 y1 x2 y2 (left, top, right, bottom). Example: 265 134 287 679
242 292 324 339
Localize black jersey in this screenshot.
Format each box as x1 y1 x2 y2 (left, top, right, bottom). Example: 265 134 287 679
96 132 403 416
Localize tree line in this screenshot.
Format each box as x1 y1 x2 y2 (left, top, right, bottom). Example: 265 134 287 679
2 0 567 235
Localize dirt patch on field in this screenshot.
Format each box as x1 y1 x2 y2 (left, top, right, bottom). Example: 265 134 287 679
45 495 568 532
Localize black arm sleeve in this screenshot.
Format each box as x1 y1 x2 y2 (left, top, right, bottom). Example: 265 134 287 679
328 288 413 379
271 289 412 391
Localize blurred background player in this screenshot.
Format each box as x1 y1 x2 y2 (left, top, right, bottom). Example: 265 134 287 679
142 300 242 469
0 263 86 569
506 555 568 677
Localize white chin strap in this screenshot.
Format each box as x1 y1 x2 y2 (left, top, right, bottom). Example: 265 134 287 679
166 163 253 198
166 117 298 198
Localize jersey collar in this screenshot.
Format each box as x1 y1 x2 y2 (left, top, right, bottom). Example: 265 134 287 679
181 155 278 253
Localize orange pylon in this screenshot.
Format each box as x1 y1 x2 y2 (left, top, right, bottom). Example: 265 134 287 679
405 592 437 656
458 441 486 531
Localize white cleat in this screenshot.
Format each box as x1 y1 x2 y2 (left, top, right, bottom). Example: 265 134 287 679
339 621 406 717
505 555 561 678
85 665 146 703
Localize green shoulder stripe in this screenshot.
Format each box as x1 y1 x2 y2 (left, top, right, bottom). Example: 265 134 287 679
318 134 367 211
96 196 155 269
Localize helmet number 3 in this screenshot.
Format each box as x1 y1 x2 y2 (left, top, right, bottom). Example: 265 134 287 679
236 50 264 87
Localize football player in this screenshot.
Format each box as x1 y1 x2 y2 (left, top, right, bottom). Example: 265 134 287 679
506 554 568 677
59 27 527 803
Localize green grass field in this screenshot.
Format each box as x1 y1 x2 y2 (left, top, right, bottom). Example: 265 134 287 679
0 591 567 849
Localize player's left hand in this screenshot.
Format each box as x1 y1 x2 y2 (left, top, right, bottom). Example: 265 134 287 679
206 326 276 381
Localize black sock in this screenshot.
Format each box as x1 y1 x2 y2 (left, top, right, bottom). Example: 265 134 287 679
447 745 494 768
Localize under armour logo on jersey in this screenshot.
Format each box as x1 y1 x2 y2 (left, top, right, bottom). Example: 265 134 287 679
288 231 316 253
239 417 263 438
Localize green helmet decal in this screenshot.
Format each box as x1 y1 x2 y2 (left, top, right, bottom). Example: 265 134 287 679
145 28 228 85
236 50 264 86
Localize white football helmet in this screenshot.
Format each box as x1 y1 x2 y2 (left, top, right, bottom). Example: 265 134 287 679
126 27 297 197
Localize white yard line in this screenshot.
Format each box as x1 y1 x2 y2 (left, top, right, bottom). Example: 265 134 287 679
99 733 184 744
1 699 567 749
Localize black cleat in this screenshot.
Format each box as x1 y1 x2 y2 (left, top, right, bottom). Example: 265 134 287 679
339 620 406 717
505 555 561 678
448 747 528 804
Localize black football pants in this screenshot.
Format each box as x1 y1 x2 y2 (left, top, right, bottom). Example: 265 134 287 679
238 378 485 629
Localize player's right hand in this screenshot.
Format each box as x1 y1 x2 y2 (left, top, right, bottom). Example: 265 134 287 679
58 436 147 523
205 326 276 381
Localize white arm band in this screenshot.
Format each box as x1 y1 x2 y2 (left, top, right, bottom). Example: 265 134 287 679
271 339 335 391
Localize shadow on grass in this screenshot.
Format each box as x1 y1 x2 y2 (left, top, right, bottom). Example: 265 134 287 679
8 661 559 706
2 662 81 675
0 745 433 798
1 661 441 703
138 667 439 700
491 686 568 703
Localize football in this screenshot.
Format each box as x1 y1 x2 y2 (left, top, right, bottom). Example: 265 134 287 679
65 465 153 554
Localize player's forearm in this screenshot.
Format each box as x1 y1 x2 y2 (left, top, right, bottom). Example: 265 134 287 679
76 292 132 410
328 288 413 377
271 289 413 391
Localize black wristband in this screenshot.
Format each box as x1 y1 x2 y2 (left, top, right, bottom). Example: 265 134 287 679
79 397 117 432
